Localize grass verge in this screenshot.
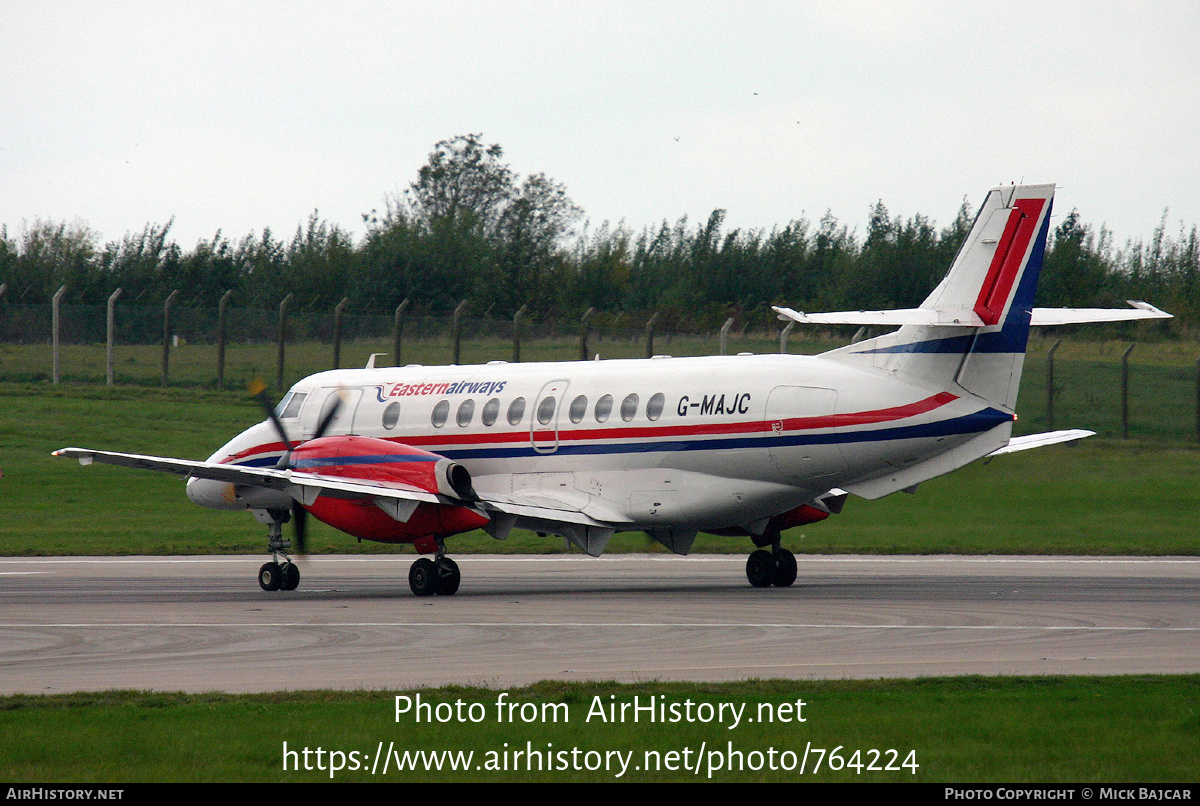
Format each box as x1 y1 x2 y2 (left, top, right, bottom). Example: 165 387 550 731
2 677 1196 782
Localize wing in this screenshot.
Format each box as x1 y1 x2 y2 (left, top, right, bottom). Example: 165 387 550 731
53 446 624 541
53 447 446 505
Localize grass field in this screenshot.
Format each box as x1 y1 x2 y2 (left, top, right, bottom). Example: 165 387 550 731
2 331 1199 556
2 381 1197 556
2 677 1197 782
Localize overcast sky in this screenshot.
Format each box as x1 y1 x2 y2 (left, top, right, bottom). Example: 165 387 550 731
3 1 1198 253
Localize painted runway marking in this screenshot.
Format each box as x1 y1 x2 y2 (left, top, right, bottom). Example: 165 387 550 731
3 622 1197 631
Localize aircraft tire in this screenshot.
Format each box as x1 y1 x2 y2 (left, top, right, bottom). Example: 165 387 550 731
258 562 282 592
434 557 461 596
280 562 301 591
746 550 774 588
409 558 438 597
772 549 797 587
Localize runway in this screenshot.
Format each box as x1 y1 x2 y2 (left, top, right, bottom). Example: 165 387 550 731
1 554 1197 694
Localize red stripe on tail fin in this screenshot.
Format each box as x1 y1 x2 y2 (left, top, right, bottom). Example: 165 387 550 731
973 197 1045 326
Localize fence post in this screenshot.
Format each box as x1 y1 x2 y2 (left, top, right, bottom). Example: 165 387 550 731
106 288 122 386
51 285 66 385
719 317 734 355
332 297 348 369
579 307 595 361
512 304 528 363
1121 342 1135 439
392 298 410 367
779 320 795 354
452 299 468 364
645 311 659 358
216 290 232 390
1046 339 1061 430
277 293 292 392
1195 356 1200 444
161 290 179 387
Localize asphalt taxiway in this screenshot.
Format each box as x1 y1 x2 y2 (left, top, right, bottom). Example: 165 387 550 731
1 554 1197 693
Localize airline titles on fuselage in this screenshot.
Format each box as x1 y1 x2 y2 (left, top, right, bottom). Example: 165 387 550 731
374 379 510 402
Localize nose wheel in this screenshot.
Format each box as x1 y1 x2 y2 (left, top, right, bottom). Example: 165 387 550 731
259 561 301 591
257 510 300 592
409 555 461 596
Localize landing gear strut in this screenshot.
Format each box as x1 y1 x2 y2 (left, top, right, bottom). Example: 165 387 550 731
258 510 301 592
409 545 461 596
745 529 796 588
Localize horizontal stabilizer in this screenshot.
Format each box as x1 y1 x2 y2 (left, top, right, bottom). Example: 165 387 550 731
1030 301 1172 326
775 300 1171 329
987 429 1094 456
773 305 984 327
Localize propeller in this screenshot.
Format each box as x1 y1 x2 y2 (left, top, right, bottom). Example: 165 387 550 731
250 380 343 554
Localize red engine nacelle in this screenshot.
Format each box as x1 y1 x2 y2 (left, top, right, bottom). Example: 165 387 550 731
289 436 488 550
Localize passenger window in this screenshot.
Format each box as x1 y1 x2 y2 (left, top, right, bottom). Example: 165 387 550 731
382 401 401 430
621 393 639 422
507 397 526 425
431 400 449 428
647 392 665 421
456 399 475 427
594 394 613 423
481 398 500 426
537 396 556 425
568 395 587 423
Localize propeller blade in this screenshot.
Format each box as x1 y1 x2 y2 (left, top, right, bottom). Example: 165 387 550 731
250 379 295 452
292 500 308 554
312 392 343 441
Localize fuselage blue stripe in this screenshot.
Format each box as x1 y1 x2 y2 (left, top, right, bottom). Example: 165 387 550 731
231 409 1010 465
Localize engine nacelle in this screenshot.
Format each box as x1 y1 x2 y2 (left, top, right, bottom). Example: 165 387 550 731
290 436 487 545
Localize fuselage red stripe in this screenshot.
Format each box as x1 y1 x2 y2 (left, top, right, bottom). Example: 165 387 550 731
221 392 959 461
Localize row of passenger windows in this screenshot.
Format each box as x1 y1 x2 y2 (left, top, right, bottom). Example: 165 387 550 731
379 392 667 430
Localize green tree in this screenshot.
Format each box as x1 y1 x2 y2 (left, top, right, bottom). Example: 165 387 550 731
1039 209 1110 308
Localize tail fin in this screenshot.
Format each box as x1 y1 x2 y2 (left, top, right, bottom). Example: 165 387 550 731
778 184 1056 410
916 183 1054 408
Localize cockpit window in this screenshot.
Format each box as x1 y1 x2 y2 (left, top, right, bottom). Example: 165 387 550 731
278 392 306 419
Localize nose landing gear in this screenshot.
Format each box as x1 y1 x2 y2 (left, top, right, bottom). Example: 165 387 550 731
257 509 301 592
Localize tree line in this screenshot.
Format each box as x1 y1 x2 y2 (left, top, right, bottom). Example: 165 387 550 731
1 134 1197 333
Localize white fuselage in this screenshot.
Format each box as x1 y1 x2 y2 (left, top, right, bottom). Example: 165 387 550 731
187 352 1011 533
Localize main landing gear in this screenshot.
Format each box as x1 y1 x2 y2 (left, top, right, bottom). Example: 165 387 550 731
745 529 797 588
408 549 461 597
258 509 301 592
